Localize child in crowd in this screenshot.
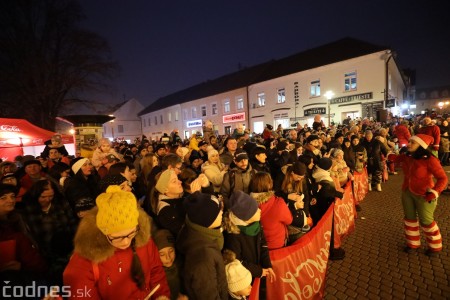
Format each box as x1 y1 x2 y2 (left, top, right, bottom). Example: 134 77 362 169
223 249 253 300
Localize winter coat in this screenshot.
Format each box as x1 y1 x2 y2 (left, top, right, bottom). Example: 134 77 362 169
223 222 272 278
330 158 350 187
156 195 186 238
361 138 387 173
202 161 226 193
63 170 100 213
250 191 292 250
220 165 256 208
310 168 344 225
439 125 450 153
63 208 170 300
396 153 447 197
91 148 121 170
176 218 228 300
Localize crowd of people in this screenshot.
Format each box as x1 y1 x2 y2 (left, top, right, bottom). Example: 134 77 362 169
0 114 447 299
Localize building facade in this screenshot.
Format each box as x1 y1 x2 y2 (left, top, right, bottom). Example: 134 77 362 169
139 38 408 138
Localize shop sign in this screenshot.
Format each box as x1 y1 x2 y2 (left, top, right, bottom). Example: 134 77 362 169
223 112 245 123
186 119 202 128
329 92 373 104
304 107 326 116
385 98 395 108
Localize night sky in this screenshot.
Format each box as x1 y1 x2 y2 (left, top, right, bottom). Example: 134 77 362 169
79 0 450 109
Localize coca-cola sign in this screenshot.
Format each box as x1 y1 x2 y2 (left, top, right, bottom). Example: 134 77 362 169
0 125 21 132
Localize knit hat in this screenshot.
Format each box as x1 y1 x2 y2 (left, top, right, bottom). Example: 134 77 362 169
96 185 139 235
409 134 434 149
189 152 201 164
225 260 252 294
23 159 41 168
292 162 307 176
1 173 17 184
155 144 166 152
155 169 174 194
306 135 320 143
330 148 344 158
184 192 222 227
105 154 119 163
153 229 175 251
318 157 333 171
234 149 249 162
334 132 344 140
266 124 273 130
198 140 208 147
0 183 17 197
252 146 266 156
229 190 258 221
99 174 128 193
71 157 89 174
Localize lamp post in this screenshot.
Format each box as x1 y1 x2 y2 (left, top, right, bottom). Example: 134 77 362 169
325 91 334 127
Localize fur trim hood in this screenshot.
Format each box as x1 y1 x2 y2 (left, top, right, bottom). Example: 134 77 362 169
73 207 151 263
312 167 333 183
250 191 275 204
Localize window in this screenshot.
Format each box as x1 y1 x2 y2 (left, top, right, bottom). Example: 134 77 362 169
236 97 244 110
183 109 188 120
201 105 207 117
277 88 286 103
148 117 151 126
192 107 197 118
155 116 158 125
167 112 171 122
310 80 320 97
224 100 230 113
344 72 357 91
212 103 218 115
257 92 265 107
175 111 179 121
143 118 146 127
118 125 124 133
160 115 163 124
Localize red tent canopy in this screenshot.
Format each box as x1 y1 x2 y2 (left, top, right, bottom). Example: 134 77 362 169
0 118 73 148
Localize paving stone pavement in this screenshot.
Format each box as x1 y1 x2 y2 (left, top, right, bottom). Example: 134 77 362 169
324 168 450 300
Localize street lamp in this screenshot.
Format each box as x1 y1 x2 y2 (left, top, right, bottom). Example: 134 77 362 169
325 91 334 127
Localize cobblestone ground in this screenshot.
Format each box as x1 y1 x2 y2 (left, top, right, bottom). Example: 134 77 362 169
324 168 450 300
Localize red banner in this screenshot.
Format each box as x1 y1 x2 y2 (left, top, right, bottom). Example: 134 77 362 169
333 182 356 248
353 169 368 204
265 205 334 300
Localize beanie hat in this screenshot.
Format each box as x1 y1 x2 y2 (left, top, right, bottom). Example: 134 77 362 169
318 157 333 171
155 144 166 152
71 157 89 174
99 174 128 193
0 183 17 197
153 229 175 251
189 152 201 164
184 192 221 227
276 140 288 151
198 140 208 147
96 185 139 235
330 148 344 158
234 149 249 162
252 146 266 157
155 169 174 194
1 173 17 183
409 134 434 149
229 190 259 221
292 162 307 176
225 260 252 293
334 132 344 139
23 159 41 168
266 124 273 130
207 149 219 158
306 135 320 143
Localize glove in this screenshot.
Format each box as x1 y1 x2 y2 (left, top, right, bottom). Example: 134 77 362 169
425 192 436 203
433 145 439 151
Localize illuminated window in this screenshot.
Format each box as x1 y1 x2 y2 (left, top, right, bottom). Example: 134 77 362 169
118 125 124 133
148 118 151 126
175 111 179 121
277 88 285 103
224 100 230 113
143 119 146 127
310 80 320 97
257 92 265 107
192 107 197 118
167 112 171 122
344 72 357 91
160 115 163 124
237 97 244 110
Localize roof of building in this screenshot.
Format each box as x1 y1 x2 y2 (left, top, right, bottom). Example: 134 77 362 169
138 37 388 116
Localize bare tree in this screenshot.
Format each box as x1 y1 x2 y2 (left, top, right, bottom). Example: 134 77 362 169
0 0 119 130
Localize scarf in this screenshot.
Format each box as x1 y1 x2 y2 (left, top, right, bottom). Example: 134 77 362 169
186 217 224 250
238 221 261 236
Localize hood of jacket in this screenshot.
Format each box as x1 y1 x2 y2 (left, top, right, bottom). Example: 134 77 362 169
250 191 275 205
73 207 151 263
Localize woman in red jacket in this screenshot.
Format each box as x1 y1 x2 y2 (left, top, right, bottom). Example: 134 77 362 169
63 185 170 300
250 172 293 250
397 134 448 256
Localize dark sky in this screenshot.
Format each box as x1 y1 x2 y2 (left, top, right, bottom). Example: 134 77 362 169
79 0 450 108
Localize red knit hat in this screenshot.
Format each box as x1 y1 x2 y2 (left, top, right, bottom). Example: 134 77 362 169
409 134 434 149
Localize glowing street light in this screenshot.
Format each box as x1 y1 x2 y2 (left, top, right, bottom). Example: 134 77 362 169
324 91 334 126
